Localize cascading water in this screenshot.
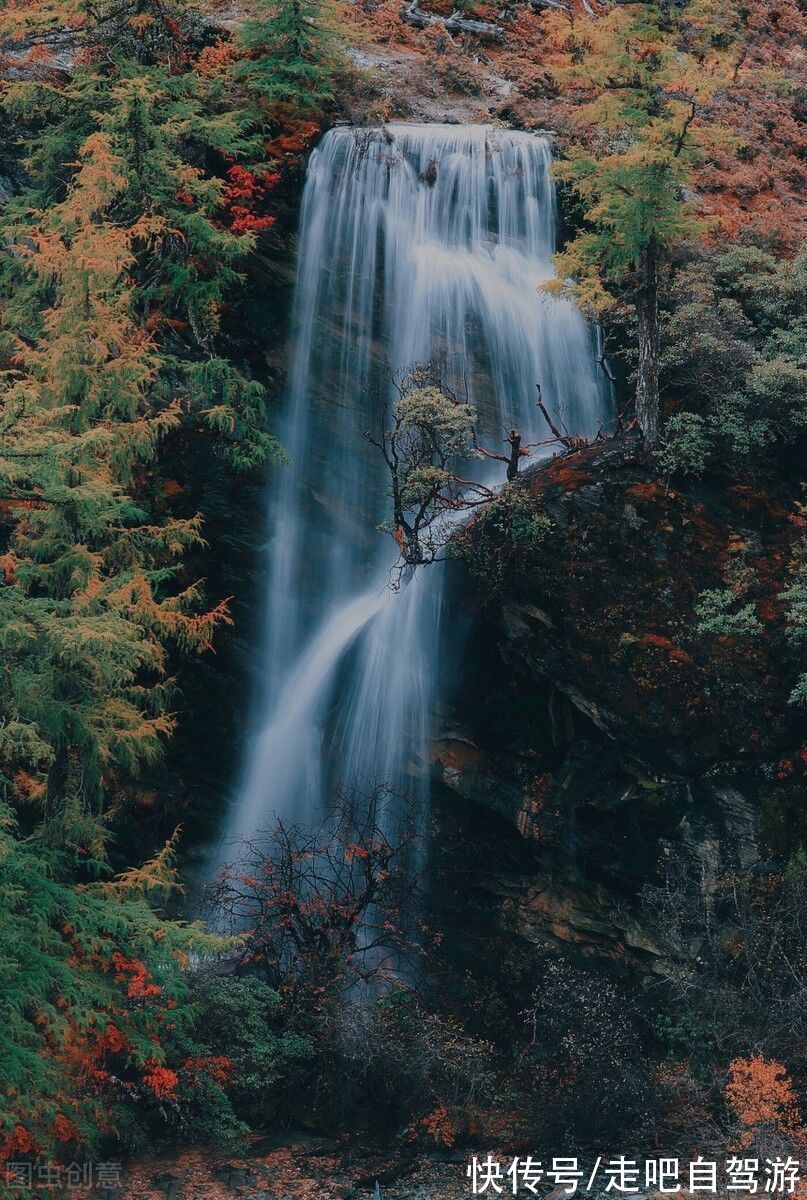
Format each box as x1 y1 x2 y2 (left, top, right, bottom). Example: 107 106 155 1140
219 123 611 854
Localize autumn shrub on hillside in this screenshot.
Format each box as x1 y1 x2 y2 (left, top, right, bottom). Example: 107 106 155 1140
725 1056 805 1152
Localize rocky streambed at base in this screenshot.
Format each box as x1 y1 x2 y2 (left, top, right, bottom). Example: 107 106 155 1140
70 1137 471 1199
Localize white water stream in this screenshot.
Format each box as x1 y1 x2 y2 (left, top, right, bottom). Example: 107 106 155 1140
219 123 611 853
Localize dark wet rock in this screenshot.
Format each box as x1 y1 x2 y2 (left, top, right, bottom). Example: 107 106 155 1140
214 1161 256 1187
434 439 805 965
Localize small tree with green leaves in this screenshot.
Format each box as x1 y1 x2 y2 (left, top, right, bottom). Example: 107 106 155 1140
695 589 762 637
368 370 565 574
654 412 712 487
367 371 489 570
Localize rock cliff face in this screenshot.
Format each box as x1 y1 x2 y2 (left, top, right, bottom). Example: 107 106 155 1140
432 439 804 965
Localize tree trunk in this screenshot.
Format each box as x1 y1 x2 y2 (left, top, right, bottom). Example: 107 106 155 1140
635 238 660 445
506 430 521 481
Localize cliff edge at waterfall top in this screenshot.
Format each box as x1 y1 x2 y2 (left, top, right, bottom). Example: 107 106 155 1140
0 0 804 1195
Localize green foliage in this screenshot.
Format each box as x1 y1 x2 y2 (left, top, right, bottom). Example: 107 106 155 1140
653 1009 711 1071
662 247 807 464
662 277 756 398
654 412 712 482
168 1068 248 1159
780 505 807 706
0 0 346 1160
785 847 807 882
183 974 315 1123
395 385 476 510
554 148 700 312
234 0 346 114
0 803 221 1162
114 973 317 1156
185 358 285 471
370 373 483 566
695 588 762 637
454 486 552 596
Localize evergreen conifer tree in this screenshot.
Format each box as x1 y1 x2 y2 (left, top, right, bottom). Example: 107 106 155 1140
233 0 344 115
546 3 729 443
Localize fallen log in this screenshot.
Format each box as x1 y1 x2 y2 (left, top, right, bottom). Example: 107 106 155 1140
400 0 504 41
527 0 572 13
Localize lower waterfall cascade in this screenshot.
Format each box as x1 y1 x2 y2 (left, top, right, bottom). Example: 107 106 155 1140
218 122 613 855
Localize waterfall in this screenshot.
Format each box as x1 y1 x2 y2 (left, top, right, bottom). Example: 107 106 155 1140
219 123 611 854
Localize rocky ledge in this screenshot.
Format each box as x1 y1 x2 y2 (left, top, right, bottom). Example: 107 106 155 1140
432 438 805 965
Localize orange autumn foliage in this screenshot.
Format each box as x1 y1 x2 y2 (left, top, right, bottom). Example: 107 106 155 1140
420 1103 456 1147
96 1023 128 1056
196 38 238 76
143 1063 180 1101
481 1 804 257
182 1055 233 1085
54 1113 79 1143
639 633 693 666
725 1056 805 1144
0 1125 38 1160
220 165 280 235
266 119 321 159
111 951 163 999
695 0 806 255
12 768 47 802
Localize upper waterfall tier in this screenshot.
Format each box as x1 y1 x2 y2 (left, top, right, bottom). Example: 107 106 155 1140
218 124 612 853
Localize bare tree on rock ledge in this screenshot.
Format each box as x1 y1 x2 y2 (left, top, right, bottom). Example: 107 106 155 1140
367 365 586 576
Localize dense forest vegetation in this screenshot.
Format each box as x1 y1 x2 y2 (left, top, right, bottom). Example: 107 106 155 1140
0 0 804 1194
